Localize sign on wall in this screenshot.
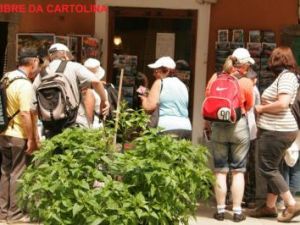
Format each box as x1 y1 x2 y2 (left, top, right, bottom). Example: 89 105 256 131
155 33 175 59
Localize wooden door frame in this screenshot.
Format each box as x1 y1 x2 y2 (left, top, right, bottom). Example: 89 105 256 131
107 7 198 120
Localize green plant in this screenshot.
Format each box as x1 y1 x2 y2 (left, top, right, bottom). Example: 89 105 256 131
18 105 214 225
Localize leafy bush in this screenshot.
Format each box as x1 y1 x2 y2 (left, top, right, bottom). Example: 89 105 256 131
18 105 213 225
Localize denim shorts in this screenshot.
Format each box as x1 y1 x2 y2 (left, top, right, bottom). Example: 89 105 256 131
210 117 250 173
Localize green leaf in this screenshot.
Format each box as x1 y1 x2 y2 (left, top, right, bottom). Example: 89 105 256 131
90 217 104 225
72 203 83 217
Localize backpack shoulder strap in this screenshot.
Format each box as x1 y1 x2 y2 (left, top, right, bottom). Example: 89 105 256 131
56 60 68 73
8 76 29 86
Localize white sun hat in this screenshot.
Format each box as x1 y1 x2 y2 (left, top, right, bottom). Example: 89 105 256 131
84 58 105 80
48 43 70 54
232 48 255 65
148 56 176 69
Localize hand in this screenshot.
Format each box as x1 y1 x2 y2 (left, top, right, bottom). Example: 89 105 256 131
136 86 148 96
25 139 39 155
100 100 110 117
255 105 263 114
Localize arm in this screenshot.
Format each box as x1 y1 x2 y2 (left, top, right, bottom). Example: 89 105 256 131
255 94 291 114
242 79 254 112
20 111 38 155
140 79 161 112
82 88 95 124
91 80 110 117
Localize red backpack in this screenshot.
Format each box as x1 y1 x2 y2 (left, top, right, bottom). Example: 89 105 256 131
202 73 242 123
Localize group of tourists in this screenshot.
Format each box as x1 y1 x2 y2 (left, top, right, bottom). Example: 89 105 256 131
206 46 300 223
0 43 192 223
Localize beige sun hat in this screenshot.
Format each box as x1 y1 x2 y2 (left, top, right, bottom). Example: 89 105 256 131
84 58 105 80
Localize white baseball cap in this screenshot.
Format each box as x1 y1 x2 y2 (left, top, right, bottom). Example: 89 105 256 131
84 58 105 80
48 43 70 54
148 56 176 69
232 48 255 65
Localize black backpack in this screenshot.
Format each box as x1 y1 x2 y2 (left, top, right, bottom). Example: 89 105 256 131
104 83 118 120
0 75 28 132
291 74 300 129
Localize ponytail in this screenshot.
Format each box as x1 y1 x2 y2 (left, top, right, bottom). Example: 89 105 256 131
223 55 237 74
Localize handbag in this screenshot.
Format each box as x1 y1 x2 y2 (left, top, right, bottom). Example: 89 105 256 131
148 79 163 128
284 132 300 167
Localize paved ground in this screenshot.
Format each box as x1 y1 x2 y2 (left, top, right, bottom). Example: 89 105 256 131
1 200 300 225
189 201 300 225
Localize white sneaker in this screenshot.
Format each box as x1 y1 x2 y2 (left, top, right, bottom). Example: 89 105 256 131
7 215 30 224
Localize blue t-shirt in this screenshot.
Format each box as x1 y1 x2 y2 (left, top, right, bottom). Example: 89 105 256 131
158 77 192 131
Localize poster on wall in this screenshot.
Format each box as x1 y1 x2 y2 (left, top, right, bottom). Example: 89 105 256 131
81 37 101 63
68 34 90 62
232 29 244 43
55 36 70 47
16 33 55 61
217 29 229 42
155 33 175 59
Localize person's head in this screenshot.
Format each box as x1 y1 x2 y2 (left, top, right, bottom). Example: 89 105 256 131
268 46 297 75
18 48 42 79
246 68 258 85
83 58 105 80
136 72 149 88
176 59 190 71
48 43 73 61
223 48 255 75
148 56 176 79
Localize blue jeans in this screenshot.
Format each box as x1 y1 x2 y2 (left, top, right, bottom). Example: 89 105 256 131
281 159 300 196
210 117 250 173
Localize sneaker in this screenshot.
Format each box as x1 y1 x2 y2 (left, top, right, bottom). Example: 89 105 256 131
277 200 286 211
213 212 225 221
248 204 278 218
277 203 300 222
7 215 30 224
233 213 246 222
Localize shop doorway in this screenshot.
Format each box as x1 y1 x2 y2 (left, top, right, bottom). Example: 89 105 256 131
107 7 197 117
0 22 8 76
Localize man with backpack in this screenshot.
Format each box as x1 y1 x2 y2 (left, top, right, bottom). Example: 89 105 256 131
203 48 254 222
0 48 41 223
32 43 110 138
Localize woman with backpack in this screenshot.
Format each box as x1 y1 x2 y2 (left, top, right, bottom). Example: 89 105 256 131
249 46 300 222
204 48 254 222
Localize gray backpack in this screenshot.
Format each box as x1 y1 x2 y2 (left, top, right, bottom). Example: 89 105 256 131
36 61 79 125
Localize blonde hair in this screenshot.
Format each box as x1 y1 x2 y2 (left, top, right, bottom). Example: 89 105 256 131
223 55 237 73
49 50 74 61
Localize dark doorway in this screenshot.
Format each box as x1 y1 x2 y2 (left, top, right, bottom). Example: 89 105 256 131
0 22 8 77
107 7 197 118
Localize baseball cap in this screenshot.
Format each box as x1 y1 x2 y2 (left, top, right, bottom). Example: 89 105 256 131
18 48 43 63
84 58 105 80
232 48 255 65
48 43 70 54
148 56 176 69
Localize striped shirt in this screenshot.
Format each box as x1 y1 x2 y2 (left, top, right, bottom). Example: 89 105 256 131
257 70 299 131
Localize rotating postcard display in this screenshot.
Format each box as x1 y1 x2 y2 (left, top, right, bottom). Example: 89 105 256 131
247 30 276 93
215 29 244 72
113 54 138 107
